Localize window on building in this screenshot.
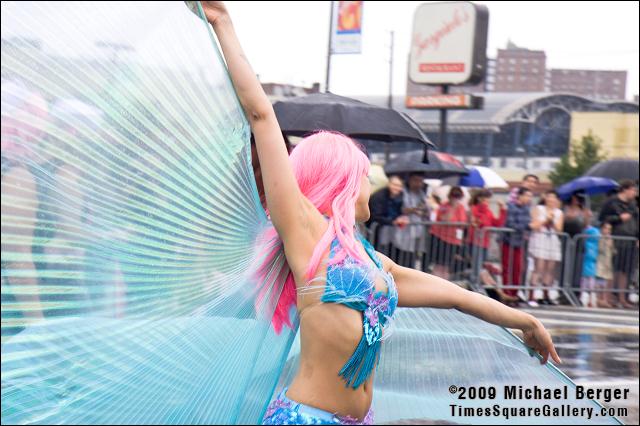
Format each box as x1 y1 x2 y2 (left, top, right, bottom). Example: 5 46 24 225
508 76 514 82
510 58 516 64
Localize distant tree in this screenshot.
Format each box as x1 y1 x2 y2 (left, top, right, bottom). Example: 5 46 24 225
549 131 607 187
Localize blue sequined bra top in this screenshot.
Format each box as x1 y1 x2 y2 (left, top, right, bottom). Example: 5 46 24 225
311 232 398 389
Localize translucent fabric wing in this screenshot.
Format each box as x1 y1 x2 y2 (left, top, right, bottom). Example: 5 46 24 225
1 2 296 424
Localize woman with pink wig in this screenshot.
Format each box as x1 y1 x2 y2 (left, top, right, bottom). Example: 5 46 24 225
202 2 560 424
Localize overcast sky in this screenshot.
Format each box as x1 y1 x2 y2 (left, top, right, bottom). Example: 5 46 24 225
224 1 639 101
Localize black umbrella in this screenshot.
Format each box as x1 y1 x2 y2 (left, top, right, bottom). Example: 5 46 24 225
584 158 639 182
384 151 468 178
384 160 432 175
273 92 435 149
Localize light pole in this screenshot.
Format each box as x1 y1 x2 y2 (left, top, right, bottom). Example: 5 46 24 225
325 1 335 93
387 31 394 109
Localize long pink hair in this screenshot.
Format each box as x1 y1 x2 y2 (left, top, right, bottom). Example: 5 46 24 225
254 131 370 333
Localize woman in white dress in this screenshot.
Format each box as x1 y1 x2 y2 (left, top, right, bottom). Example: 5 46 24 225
528 190 564 305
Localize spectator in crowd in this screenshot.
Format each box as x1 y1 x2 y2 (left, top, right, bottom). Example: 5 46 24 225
393 173 429 268
468 189 506 283
596 221 616 308
367 175 408 255
528 190 564 307
562 192 592 302
563 192 589 238
598 180 639 309
2 141 43 327
501 187 533 305
580 221 600 308
509 174 539 204
430 186 467 280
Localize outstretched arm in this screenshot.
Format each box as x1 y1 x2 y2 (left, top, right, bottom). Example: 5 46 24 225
378 252 561 365
201 2 312 240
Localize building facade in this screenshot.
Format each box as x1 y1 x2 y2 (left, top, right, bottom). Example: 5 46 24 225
493 42 546 92
550 69 627 101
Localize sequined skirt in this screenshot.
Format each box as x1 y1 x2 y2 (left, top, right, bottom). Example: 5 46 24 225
262 387 374 425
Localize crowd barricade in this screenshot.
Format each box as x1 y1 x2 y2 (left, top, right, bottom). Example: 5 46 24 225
367 221 473 286
569 233 639 308
364 222 639 309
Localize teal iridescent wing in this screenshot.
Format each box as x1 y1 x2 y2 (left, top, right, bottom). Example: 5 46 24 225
1 2 295 424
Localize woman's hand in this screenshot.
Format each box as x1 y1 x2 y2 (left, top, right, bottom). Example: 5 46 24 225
522 319 562 365
201 1 229 26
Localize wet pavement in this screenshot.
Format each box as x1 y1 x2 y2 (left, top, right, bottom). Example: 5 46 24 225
519 306 639 425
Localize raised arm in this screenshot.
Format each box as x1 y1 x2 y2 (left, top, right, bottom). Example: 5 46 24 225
378 252 561 365
201 2 311 239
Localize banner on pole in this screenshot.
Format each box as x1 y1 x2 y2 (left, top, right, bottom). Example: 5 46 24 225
331 1 363 54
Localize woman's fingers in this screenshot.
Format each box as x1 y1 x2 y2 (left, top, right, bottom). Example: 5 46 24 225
540 348 549 365
549 342 562 364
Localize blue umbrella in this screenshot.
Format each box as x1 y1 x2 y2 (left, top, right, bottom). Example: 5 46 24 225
557 176 619 200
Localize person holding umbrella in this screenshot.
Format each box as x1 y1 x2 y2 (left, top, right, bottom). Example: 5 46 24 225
598 180 639 309
366 175 408 257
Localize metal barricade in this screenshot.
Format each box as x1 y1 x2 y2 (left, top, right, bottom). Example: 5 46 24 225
570 233 639 308
365 221 638 310
365 221 472 285
459 227 573 305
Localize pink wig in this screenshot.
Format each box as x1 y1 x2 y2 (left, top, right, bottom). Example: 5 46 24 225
254 131 370 333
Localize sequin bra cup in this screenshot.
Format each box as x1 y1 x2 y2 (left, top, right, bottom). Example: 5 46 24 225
318 233 398 389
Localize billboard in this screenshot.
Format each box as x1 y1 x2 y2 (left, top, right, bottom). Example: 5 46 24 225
409 1 488 85
331 1 363 54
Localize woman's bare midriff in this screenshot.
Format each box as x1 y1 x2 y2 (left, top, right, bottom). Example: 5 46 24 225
283 218 389 421
286 302 375 421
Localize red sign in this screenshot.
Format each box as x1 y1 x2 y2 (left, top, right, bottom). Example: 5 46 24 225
337 1 363 34
419 63 465 73
406 94 471 109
